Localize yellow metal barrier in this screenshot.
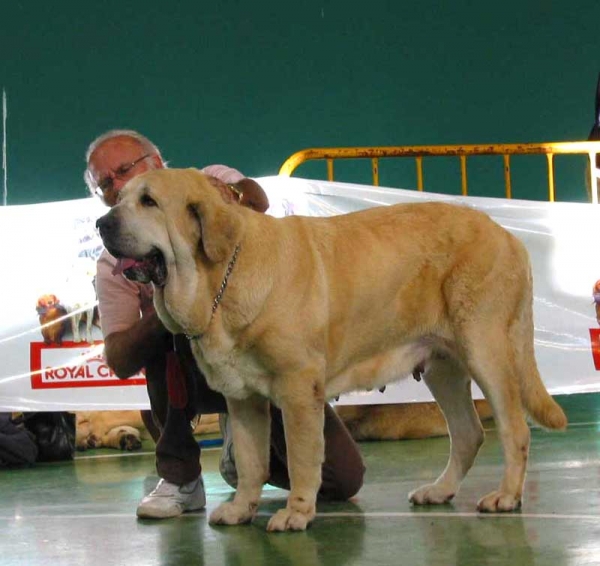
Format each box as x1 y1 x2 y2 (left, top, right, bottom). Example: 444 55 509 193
278 142 600 203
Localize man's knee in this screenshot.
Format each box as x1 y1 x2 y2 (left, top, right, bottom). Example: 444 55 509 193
319 461 365 501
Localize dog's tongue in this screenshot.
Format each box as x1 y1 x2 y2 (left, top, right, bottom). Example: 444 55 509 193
112 258 138 276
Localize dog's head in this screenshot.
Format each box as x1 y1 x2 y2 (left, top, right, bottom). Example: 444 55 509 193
36 293 60 314
96 168 245 287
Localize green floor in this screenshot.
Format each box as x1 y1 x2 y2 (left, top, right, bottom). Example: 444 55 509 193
2 394 600 566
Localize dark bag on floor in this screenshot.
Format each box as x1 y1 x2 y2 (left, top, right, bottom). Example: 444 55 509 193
22 412 76 462
0 413 38 467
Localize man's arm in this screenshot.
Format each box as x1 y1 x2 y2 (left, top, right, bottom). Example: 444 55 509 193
96 250 170 378
104 311 170 378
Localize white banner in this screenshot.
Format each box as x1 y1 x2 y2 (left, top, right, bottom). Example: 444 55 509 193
1 176 599 411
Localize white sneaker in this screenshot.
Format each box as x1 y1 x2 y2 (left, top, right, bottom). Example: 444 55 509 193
136 477 206 519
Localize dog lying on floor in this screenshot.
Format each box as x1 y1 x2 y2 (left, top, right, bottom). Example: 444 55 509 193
336 399 493 440
74 411 219 451
75 411 147 451
74 402 492 452
96 168 567 532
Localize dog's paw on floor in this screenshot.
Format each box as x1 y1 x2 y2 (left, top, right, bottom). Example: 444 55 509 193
118 430 143 451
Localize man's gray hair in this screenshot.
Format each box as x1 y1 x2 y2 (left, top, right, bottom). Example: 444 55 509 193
83 129 163 195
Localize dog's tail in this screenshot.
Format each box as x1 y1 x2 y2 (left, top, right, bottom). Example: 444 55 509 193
513 272 567 430
520 357 567 430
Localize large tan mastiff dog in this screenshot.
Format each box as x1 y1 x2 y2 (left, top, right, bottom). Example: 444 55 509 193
96 168 567 532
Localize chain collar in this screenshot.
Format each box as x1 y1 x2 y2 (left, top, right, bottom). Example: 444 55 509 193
186 244 240 341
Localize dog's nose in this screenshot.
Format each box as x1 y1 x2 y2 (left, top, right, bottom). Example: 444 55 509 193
96 215 105 235
96 212 114 238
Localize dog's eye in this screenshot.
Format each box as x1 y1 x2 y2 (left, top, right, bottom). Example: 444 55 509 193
140 194 157 207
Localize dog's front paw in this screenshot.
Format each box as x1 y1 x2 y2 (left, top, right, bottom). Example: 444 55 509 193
477 490 521 512
266 508 313 532
209 501 256 526
409 483 455 505
119 433 142 451
86 434 101 449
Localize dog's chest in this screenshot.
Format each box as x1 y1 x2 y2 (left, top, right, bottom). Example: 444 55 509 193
190 340 270 400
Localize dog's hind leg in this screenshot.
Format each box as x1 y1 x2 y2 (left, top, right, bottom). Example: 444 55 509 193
409 356 484 505
465 332 531 512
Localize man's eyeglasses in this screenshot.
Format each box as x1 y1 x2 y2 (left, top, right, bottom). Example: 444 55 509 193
95 153 152 195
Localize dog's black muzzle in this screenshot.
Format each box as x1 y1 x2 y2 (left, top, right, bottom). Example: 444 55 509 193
96 210 117 240
95 210 122 254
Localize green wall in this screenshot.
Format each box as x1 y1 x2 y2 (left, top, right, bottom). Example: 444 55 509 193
2 1 599 205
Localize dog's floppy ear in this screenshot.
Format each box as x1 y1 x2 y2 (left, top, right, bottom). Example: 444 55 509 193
189 199 244 263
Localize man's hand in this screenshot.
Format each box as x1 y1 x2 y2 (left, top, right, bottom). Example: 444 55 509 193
237 179 269 213
205 176 238 204
104 311 171 378
205 176 270 213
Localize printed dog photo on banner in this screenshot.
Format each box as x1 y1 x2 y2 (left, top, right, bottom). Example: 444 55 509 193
0 197 152 414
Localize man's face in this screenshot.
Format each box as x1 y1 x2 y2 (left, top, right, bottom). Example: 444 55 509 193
88 136 162 207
